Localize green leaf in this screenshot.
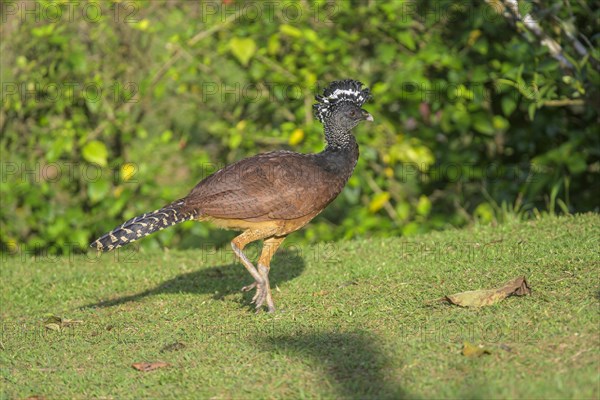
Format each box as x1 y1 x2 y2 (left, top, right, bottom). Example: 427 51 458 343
566 156 587 174
279 24 302 38
377 43 397 65
267 34 280 55
228 132 242 149
501 96 517 116
88 179 110 203
396 202 411 221
134 19 150 31
472 113 495 135
161 130 173 143
82 141 108 167
32 24 54 37
474 203 495 223
492 115 510 131
303 29 319 43
528 103 537 121
229 37 256 67
451 106 471 132
416 195 431 216
401 221 420 236
397 31 416 51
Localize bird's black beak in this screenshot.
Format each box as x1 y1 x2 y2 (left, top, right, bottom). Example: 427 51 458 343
362 109 374 122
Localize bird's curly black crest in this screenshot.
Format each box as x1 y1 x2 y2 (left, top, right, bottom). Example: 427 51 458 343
313 79 372 123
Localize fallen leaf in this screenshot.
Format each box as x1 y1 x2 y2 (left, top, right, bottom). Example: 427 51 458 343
499 343 513 352
161 342 186 352
61 318 83 327
443 276 531 308
44 315 62 324
462 342 491 357
45 323 61 332
43 315 83 331
132 362 170 372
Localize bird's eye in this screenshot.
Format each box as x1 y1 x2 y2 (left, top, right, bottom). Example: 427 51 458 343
349 110 356 117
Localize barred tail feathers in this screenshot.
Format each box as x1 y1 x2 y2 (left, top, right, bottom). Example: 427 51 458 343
90 200 198 251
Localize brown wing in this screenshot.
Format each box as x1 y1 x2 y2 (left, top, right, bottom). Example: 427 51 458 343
182 151 345 221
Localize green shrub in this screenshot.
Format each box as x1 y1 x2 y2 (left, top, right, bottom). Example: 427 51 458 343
1 0 598 254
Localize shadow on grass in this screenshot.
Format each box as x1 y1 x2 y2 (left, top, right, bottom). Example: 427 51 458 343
259 330 409 399
81 249 305 310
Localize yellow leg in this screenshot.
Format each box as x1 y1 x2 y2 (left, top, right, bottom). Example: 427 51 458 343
255 236 286 312
231 229 281 312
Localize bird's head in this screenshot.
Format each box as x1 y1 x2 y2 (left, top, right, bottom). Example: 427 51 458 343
313 79 373 133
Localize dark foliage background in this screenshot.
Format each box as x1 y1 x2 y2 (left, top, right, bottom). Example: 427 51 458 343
1 0 598 253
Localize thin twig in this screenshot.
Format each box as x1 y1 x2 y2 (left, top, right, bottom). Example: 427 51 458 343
485 0 577 72
501 0 574 71
542 99 585 107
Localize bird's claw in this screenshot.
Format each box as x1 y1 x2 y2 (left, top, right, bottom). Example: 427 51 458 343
241 282 257 292
241 265 275 313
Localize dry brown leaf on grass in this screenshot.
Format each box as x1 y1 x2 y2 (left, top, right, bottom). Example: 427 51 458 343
462 342 491 357
442 276 531 308
131 362 170 372
161 342 186 352
43 315 83 331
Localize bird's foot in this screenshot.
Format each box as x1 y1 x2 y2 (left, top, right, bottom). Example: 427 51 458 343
241 265 275 313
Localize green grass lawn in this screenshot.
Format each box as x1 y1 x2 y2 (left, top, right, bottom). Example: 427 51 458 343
1 214 599 399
